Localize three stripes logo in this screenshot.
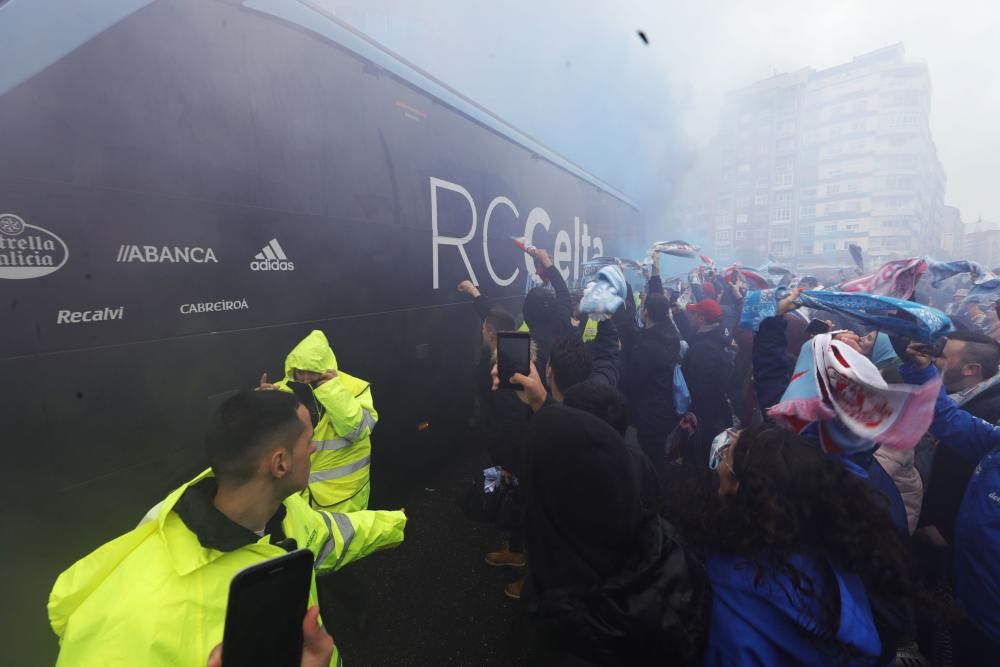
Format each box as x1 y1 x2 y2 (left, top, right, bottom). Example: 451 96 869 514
250 238 295 272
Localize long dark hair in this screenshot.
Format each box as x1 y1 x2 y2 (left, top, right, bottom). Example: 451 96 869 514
687 425 919 658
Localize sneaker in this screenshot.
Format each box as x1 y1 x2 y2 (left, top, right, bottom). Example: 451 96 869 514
484 546 527 568
504 577 525 600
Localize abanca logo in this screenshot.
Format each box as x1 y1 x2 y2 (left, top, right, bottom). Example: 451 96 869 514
0 213 69 279
251 239 294 272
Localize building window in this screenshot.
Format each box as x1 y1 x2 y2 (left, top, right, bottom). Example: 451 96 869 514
825 224 838 232
717 230 732 241
823 242 836 252
800 205 815 219
830 124 843 137
824 203 840 215
829 142 843 155
894 197 908 209
774 166 794 188
852 120 866 131
828 184 841 195
735 195 751 208
845 223 860 231
736 213 749 225
846 181 859 192
776 138 795 153
755 193 769 206
735 230 746 240
738 163 751 173
845 200 861 212
800 187 817 200
850 140 864 153
756 176 769 189
773 193 793 220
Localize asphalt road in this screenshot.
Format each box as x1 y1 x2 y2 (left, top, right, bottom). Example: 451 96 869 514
318 437 539 666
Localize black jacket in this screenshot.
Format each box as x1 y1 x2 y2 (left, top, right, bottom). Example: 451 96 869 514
531 265 577 386
469 295 532 474
919 378 1000 544
523 406 709 666
622 322 681 438
683 323 734 433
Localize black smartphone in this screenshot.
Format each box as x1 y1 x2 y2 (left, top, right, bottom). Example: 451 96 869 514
497 331 531 391
221 549 314 667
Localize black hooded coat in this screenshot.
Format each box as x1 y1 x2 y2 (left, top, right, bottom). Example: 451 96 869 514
521 405 709 666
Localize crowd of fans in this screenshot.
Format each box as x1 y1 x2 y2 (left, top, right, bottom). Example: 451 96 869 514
47 241 1000 666
461 246 1000 666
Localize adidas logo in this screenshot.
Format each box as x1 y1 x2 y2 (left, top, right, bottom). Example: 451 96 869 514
250 238 295 271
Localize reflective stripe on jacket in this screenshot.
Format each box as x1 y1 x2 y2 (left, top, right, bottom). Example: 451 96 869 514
48 468 406 666
277 330 378 512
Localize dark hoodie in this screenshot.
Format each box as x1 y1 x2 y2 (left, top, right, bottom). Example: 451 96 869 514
523 265 576 385
522 405 709 666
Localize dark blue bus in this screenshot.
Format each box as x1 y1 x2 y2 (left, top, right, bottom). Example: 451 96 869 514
0 0 639 659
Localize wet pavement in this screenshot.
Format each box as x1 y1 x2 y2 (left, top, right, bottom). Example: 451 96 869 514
318 438 537 666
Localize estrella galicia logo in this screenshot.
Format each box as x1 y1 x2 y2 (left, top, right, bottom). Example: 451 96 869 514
0 213 69 279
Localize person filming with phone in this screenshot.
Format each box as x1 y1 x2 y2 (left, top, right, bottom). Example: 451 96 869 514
48 390 406 666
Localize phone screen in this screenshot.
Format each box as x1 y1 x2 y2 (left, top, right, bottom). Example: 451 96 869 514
221 549 314 667
497 332 531 390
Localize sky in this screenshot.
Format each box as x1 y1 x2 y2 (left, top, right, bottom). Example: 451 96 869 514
332 0 1000 233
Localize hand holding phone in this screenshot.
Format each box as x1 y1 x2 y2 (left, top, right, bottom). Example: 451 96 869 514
497 332 531 391
221 549 314 667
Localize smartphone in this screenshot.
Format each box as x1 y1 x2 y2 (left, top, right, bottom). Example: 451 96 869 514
221 549 314 667
497 331 531 391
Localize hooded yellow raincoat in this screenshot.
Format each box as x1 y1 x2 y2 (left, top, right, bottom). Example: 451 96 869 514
48 469 406 666
277 331 377 512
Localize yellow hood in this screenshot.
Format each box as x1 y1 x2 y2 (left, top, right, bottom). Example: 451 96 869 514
284 330 338 379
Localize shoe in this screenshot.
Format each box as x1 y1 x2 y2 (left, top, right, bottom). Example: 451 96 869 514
484 546 527 568
504 577 525 600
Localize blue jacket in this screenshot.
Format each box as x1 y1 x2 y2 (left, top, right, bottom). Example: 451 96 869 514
704 553 883 666
899 362 1000 644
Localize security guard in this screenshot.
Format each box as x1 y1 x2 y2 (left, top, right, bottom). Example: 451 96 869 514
263 330 377 512
49 390 406 666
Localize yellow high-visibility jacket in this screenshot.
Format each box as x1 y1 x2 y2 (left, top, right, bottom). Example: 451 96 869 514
276 330 377 512
48 469 406 667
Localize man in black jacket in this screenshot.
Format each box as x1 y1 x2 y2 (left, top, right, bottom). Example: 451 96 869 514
622 278 682 465
521 248 577 386
678 298 734 467
458 280 533 575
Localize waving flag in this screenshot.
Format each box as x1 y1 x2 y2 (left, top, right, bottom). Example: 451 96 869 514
724 265 771 290
769 334 941 453
651 240 701 258
926 259 985 288
837 258 927 300
849 244 865 272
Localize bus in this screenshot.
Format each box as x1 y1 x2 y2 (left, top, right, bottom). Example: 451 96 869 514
0 0 640 659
